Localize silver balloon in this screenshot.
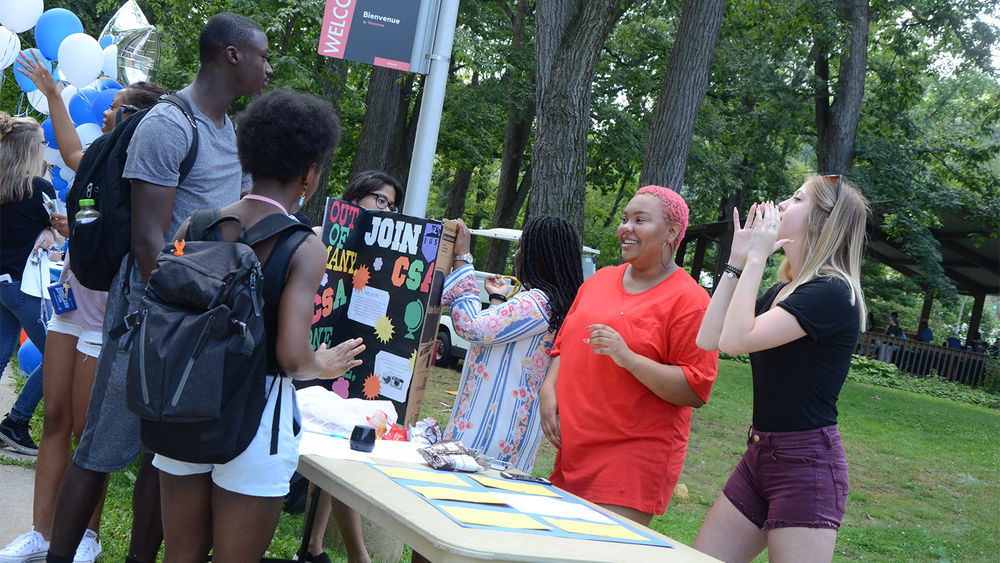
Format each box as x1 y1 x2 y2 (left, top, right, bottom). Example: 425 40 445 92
97 1 159 85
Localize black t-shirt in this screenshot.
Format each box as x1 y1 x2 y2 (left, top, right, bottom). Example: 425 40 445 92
749 276 860 431
1 177 56 278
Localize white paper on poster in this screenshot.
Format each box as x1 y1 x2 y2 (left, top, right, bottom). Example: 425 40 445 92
374 350 412 403
493 493 617 524
347 286 389 327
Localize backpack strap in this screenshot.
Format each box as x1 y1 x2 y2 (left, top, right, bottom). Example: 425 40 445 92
157 93 200 185
242 213 312 247
259 224 312 455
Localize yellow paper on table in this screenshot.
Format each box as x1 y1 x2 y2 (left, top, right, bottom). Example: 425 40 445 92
374 465 470 487
542 517 646 540
470 474 560 497
410 486 505 504
442 505 550 530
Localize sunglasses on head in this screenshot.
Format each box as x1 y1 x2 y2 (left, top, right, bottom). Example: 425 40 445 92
823 174 843 201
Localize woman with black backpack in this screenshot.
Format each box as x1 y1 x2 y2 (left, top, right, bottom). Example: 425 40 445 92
152 89 357 562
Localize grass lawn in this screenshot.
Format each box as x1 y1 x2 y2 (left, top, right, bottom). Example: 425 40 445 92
6 359 999 561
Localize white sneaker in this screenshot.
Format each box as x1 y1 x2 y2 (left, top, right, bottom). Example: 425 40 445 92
0 527 49 563
72 529 101 563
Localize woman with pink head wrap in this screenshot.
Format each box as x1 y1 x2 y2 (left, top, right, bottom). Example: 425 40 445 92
539 185 718 525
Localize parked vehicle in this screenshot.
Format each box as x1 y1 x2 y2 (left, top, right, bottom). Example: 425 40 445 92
435 227 600 367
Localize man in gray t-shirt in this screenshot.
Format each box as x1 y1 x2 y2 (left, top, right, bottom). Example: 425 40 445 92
48 13 272 562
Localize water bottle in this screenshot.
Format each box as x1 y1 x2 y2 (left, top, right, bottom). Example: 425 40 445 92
75 199 100 225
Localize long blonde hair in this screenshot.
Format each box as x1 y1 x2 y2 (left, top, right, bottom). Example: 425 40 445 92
0 113 45 204
777 174 870 325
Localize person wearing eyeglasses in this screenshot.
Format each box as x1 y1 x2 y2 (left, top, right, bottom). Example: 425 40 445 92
296 169 403 563
693 175 870 562
342 170 403 214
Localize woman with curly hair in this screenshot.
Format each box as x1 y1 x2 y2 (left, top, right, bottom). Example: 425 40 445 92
154 89 349 562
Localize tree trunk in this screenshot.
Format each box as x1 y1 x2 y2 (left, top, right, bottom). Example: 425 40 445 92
530 0 629 232
483 0 536 274
483 164 533 273
303 57 349 227
385 73 419 186
639 0 725 190
444 167 474 220
816 0 870 174
712 153 750 287
350 66 406 177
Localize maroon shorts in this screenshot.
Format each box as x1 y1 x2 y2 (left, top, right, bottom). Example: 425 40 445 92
722 425 849 531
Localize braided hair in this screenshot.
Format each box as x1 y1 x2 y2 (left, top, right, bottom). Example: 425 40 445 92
516 216 584 333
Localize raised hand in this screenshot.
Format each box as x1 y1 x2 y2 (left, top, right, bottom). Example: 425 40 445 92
16 50 59 98
728 202 758 266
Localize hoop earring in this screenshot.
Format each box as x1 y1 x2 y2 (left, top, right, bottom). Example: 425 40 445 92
659 240 674 271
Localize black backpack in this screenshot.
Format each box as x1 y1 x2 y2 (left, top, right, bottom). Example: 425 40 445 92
67 94 199 291
124 210 312 464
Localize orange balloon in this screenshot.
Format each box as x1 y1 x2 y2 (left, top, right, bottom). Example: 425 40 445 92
19 330 27 345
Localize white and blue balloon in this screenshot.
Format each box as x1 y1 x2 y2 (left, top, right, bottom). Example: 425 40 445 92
1 1 159 202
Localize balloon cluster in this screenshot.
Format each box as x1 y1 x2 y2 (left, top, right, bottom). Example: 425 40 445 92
0 1 156 201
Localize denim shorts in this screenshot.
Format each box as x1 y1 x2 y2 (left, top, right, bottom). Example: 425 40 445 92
723 425 849 531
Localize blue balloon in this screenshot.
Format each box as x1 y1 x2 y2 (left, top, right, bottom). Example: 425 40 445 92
52 174 69 193
17 339 42 377
40 118 57 148
13 49 52 93
34 8 84 61
68 88 101 125
99 36 114 49
91 88 118 124
99 78 123 91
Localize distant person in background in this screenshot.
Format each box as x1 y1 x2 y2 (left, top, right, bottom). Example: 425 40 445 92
946 334 962 349
917 320 933 344
443 215 583 471
0 114 55 457
966 330 987 354
989 337 999 358
884 312 902 337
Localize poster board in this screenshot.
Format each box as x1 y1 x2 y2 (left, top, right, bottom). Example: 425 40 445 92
317 0 437 74
311 198 456 425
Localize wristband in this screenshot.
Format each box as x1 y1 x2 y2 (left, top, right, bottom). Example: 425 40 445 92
488 293 507 302
723 263 743 279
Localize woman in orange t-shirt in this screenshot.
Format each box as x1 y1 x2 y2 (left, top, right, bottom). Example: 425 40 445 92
539 185 718 525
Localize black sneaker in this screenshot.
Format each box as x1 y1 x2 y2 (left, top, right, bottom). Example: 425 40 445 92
0 414 38 455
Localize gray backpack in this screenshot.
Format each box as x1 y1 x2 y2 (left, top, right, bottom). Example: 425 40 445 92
124 210 312 463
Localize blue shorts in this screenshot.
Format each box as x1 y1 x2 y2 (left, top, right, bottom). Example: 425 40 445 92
723 425 849 531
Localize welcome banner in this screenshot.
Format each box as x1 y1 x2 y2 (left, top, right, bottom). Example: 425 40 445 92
317 0 433 73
